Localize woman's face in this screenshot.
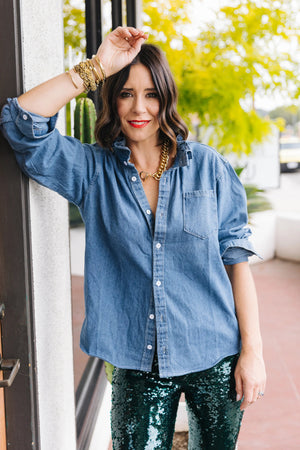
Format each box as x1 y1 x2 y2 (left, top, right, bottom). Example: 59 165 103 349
116 63 160 147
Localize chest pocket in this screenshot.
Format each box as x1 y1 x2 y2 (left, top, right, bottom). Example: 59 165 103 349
183 190 217 239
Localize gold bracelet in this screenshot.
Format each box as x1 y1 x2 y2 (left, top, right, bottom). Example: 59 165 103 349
86 59 100 87
73 60 97 92
90 60 102 84
66 70 79 89
92 55 106 82
73 58 105 93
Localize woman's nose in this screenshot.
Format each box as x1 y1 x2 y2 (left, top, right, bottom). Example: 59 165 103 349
132 95 146 113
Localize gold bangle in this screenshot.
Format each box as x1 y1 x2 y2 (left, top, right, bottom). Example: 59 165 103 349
66 70 79 89
92 55 106 81
73 57 105 93
73 60 97 92
85 59 98 91
90 60 102 84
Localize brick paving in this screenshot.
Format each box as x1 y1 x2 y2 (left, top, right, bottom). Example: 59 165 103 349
238 258 300 449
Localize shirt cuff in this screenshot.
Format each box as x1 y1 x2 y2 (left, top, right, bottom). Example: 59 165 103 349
5 97 58 139
221 239 262 265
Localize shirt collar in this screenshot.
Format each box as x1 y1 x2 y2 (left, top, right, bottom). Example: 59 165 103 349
111 135 193 168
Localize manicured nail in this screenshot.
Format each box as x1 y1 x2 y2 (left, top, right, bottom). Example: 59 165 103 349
236 394 241 401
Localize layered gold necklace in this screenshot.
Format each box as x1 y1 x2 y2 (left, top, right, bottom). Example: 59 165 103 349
131 140 169 182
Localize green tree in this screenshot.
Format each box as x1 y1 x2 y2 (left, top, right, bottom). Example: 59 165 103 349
269 105 300 128
63 0 86 61
143 0 300 154
63 0 300 155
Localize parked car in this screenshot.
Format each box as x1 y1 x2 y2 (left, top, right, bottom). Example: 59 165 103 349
279 136 300 172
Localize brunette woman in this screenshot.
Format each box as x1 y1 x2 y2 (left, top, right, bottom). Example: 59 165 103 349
1 26 266 449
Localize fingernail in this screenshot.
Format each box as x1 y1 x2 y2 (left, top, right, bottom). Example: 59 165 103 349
236 394 241 401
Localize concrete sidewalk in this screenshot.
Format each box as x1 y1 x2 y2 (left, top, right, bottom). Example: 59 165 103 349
238 258 300 449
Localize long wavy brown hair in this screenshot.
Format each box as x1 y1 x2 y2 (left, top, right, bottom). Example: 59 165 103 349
95 43 189 154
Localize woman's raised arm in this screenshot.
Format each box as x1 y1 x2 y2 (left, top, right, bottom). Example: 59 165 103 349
18 27 147 117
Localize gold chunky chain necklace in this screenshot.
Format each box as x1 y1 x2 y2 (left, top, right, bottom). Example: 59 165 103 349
137 140 169 182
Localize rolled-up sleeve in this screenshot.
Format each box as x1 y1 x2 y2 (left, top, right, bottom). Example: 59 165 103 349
0 97 98 206
216 159 260 265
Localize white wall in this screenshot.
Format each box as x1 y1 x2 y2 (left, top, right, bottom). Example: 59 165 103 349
20 0 77 448
227 127 280 190
88 382 112 450
276 212 300 262
249 211 277 263
239 128 280 190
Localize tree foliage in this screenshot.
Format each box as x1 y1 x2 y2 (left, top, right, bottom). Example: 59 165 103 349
63 0 300 155
63 0 86 59
269 105 300 127
143 0 300 154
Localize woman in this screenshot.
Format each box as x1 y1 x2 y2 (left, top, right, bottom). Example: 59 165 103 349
1 26 266 449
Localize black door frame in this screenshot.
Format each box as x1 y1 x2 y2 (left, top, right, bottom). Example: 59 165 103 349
0 1 40 448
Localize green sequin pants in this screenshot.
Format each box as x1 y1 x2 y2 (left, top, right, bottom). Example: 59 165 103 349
111 354 243 449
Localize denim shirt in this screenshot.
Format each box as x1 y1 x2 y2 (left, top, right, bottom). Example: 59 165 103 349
1 98 258 377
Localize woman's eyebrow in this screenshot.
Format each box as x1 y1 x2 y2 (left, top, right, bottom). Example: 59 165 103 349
121 87 157 91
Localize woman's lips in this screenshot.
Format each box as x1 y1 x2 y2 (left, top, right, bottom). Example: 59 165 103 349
128 120 150 128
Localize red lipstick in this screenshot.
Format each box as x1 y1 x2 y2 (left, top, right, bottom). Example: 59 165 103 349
128 120 150 128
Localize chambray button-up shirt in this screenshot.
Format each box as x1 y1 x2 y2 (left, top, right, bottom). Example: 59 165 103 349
1 98 258 377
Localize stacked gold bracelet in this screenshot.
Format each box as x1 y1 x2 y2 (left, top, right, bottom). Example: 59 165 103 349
92 55 106 81
71 56 106 93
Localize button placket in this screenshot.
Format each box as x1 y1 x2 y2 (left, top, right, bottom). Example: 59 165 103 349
128 170 154 232
152 172 171 374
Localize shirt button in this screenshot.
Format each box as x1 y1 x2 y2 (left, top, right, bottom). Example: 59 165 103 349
149 314 155 320
146 209 151 215
131 176 137 182
22 114 28 120
147 344 153 350
156 243 161 249
156 280 161 287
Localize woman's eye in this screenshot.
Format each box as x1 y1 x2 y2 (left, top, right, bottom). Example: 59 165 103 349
147 92 158 98
119 91 132 98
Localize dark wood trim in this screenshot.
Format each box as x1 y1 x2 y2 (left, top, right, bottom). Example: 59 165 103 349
76 358 107 449
85 0 103 111
0 0 40 448
112 0 123 29
85 0 102 58
126 0 137 27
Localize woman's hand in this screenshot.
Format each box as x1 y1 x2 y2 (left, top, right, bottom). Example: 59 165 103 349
17 26 147 117
97 26 148 77
235 349 266 411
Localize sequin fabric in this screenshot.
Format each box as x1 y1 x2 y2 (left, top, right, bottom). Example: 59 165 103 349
111 354 243 449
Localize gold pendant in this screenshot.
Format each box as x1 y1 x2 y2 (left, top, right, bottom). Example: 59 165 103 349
140 171 150 181
138 140 170 182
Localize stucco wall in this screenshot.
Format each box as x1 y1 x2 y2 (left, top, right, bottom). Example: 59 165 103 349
20 0 77 448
